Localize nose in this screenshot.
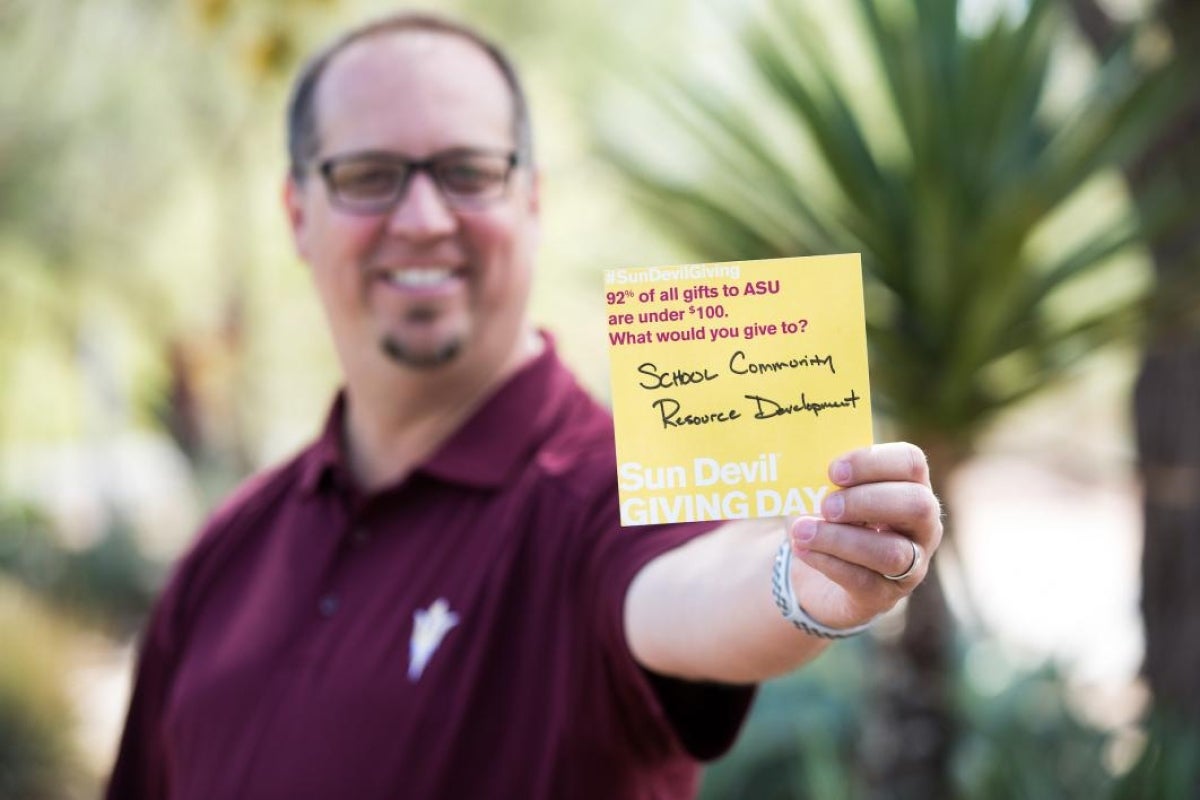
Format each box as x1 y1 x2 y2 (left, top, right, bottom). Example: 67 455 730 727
385 170 457 239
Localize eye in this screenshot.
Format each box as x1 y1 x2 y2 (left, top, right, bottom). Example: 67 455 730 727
331 161 401 198
436 157 508 194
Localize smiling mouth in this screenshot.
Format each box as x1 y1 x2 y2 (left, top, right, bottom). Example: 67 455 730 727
379 267 461 290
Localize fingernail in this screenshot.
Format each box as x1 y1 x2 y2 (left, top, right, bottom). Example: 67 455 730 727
824 493 845 521
792 517 818 545
831 459 852 484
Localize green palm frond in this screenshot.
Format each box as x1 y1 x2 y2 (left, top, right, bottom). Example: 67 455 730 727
600 0 1178 448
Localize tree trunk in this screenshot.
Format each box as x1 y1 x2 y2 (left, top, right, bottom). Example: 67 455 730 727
1136 339 1200 726
859 440 962 800
1133 1 1200 747
1066 0 1200 788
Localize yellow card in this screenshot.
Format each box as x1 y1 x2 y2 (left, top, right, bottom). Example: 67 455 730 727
605 254 873 526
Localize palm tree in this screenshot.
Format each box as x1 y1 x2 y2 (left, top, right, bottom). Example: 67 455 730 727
600 0 1177 796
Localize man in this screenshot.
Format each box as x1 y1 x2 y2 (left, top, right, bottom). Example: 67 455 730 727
108 12 942 799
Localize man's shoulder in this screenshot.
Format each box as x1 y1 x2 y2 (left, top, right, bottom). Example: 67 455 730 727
154 445 313 631
194 446 310 547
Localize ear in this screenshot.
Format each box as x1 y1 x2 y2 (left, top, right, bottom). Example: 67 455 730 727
283 175 311 261
526 167 541 216
521 168 542 249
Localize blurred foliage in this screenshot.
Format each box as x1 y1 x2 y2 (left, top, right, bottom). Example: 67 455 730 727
0 0 229 444
701 635 1125 800
952 662 1110 798
1112 711 1200 800
0 503 161 636
0 581 85 800
599 0 1183 455
700 638 867 799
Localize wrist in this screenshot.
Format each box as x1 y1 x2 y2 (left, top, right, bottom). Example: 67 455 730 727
771 537 873 639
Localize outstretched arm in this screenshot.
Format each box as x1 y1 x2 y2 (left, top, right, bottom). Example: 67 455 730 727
624 442 942 684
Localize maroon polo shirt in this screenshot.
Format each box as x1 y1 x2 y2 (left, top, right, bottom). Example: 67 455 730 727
107 339 754 799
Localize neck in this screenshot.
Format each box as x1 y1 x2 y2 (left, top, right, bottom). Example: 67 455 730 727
341 329 543 491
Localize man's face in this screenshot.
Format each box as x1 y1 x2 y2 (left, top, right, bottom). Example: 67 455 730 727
286 31 539 374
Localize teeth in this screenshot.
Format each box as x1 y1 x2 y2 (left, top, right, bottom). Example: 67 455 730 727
383 268 455 288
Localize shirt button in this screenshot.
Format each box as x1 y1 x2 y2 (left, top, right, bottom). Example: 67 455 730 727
318 594 339 617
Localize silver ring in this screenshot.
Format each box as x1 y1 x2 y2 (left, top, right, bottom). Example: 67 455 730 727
883 538 921 581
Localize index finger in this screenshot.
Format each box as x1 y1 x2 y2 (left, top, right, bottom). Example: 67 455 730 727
829 442 930 488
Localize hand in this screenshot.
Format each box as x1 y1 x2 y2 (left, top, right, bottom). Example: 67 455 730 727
788 442 943 631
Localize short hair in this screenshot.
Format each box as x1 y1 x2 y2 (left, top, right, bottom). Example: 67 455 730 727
286 12 533 182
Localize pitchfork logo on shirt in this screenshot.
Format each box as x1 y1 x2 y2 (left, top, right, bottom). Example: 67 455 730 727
409 598 460 681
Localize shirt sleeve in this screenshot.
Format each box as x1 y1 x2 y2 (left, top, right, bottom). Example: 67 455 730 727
577 484 756 763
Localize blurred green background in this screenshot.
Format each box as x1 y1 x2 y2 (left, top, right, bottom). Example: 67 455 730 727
1 0 1197 797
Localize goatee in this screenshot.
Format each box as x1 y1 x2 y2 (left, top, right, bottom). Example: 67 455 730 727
380 335 461 369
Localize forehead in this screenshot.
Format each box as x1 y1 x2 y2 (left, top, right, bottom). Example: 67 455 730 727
315 30 514 154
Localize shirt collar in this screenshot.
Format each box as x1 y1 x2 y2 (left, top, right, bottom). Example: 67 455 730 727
299 333 575 496
299 393 350 496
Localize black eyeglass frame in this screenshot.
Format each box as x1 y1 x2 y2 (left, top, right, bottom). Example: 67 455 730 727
315 148 521 215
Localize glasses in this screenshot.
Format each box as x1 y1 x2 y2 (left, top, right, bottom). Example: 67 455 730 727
316 148 520 215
